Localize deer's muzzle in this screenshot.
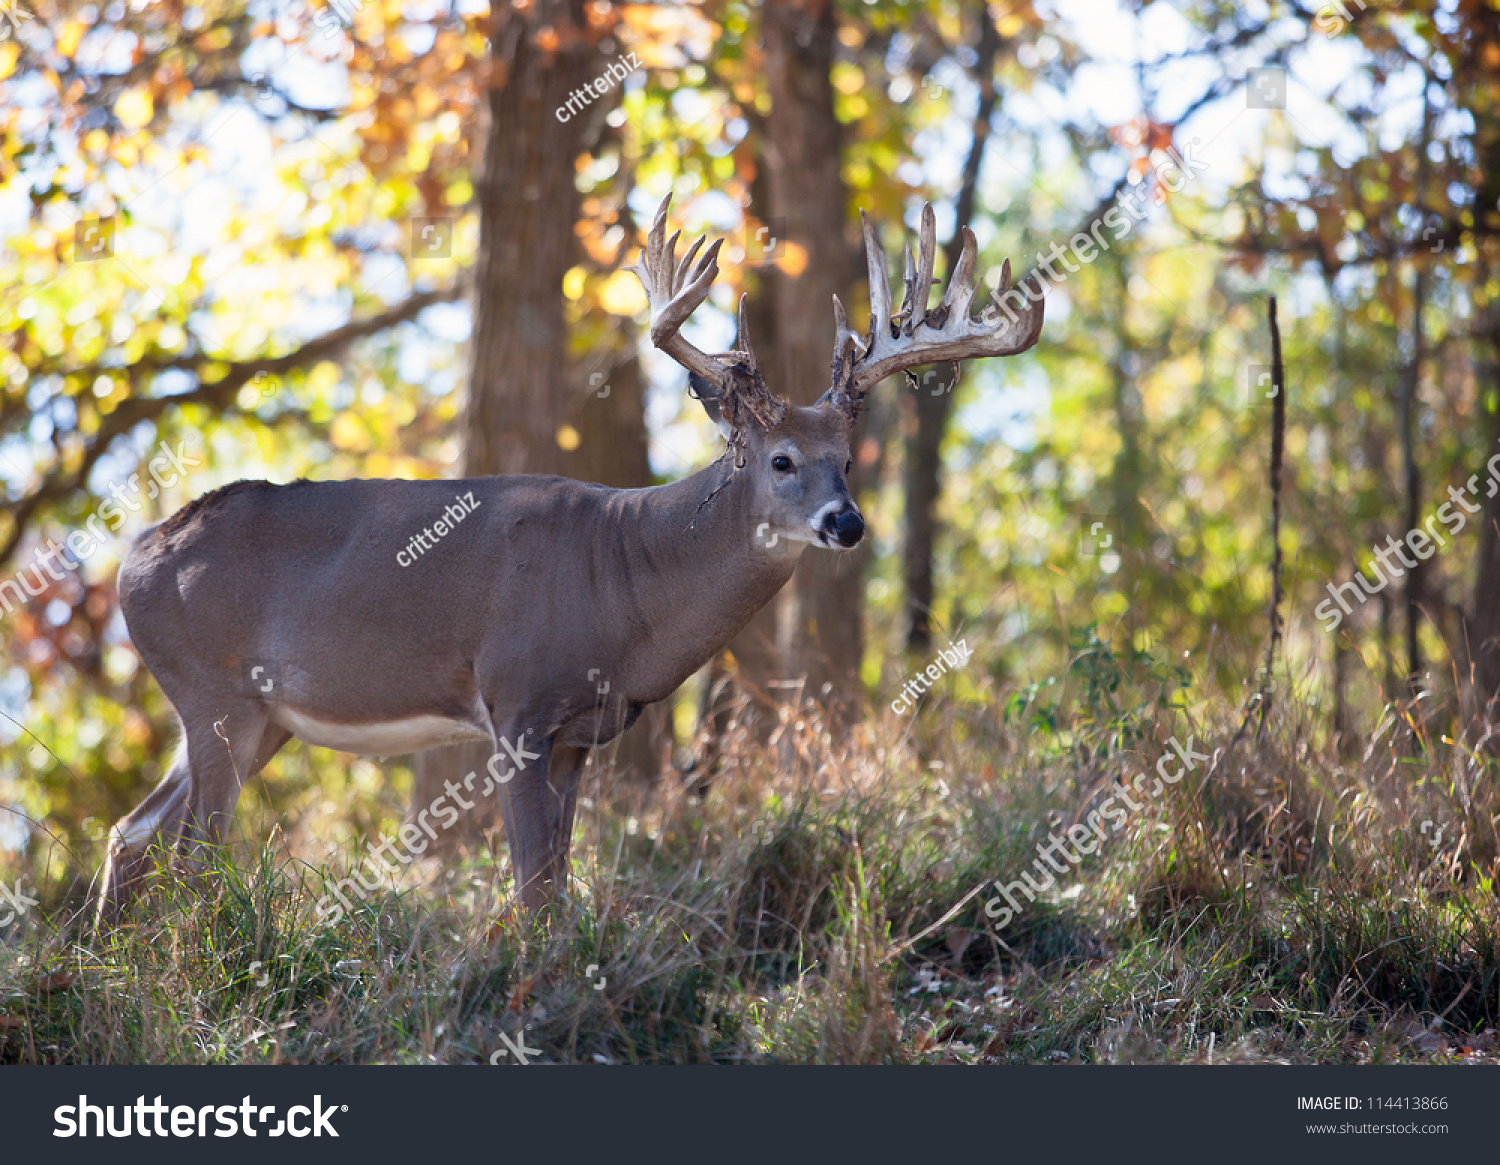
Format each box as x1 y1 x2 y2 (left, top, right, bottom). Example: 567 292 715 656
822 506 865 549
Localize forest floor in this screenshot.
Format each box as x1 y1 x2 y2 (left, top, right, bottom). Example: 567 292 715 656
2 684 1499 1065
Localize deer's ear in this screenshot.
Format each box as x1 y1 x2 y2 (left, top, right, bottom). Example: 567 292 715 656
689 373 734 440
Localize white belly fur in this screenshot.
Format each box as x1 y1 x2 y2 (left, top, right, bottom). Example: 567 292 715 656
270 706 490 756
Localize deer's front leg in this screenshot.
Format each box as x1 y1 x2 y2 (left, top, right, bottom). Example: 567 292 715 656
494 726 586 912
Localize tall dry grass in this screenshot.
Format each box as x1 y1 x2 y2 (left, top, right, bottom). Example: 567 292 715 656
1 660 1497 1064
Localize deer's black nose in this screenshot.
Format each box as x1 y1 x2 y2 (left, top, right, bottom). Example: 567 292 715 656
826 508 865 548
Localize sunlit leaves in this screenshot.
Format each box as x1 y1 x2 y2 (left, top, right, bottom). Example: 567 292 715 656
597 269 646 316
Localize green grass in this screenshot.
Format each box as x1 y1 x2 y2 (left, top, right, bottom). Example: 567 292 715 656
1 688 1497 1064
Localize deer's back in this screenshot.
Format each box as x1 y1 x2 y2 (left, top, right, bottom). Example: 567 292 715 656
117 474 626 719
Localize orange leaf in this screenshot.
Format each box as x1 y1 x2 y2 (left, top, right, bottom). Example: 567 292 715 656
37 970 76 993
507 975 537 1011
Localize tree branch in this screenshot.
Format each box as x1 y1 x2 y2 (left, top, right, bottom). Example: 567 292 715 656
0 283 465 566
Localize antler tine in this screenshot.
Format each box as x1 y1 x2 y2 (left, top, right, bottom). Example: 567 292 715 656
627 193 732 391
735 294 759 374
628 193 787 433
828 293 859 393
937 225 979 320
643 193 670 263
831 204 1045 406
832 293 852 352
831 293 867 361
860 210 892 340
897 245 916 328
676 233 707 291
912 202 937 331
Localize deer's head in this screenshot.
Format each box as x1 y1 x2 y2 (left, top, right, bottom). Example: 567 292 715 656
629 195 1044 552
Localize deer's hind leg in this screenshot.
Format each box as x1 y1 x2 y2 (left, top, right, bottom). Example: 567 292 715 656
96 691 279 925
96 745 192 925
177 696 276 864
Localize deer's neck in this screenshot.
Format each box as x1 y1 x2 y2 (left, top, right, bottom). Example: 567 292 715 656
615 458 800 694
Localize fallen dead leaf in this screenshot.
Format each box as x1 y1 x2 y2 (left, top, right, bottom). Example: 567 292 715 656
37 970 76 993
508 975 537 1012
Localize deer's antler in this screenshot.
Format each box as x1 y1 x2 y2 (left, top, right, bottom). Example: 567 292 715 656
825 202 1045 423
628 194 786 431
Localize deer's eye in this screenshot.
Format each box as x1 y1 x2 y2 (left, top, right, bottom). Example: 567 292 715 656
772 454 794 473
845 460 853 476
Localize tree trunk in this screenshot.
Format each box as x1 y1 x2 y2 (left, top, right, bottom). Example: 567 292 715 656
1462 62 1500 731
905 8 1001 655
1401 95 1434 703
755 0 863 725
1399 266 1427 693
1332 620 1351 754
463 0 598 480
1469 317 1500 722
1108 255 1146 640
410 0 638 846
1379 584 1396 700
719 161 791 737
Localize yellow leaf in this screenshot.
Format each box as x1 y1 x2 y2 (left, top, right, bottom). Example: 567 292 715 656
58 19 88 57
775 240 809 279
330 412 369 452
832 63 865 95
114 88 154 130
598 268 647 316
0 43 18 81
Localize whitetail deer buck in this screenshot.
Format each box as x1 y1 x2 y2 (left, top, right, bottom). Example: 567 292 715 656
96 195 1043 922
